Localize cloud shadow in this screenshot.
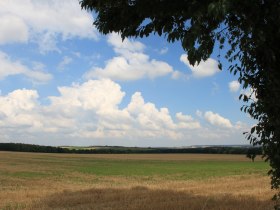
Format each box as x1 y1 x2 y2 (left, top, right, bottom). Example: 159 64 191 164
32 186 274 210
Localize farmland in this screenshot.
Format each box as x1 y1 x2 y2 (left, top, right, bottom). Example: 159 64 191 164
0 152 275 209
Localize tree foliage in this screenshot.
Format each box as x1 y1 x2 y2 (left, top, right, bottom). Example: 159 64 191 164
0 143 262 155
80 0 280 207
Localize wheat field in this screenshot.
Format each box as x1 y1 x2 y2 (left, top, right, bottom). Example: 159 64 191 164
0 152 276 209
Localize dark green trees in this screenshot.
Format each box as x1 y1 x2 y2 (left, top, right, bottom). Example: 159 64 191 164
80 0 280 206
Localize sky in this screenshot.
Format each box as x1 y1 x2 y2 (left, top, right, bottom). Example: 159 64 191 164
0 0 255 147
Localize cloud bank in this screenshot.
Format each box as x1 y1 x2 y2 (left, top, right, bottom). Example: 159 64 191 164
0 79 247 146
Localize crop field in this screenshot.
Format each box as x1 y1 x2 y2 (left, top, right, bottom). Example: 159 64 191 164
0 152 276 209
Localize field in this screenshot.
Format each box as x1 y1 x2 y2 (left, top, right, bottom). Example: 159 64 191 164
0 152 276 209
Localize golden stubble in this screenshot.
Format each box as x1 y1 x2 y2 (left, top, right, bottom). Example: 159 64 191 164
0 152 275 210
29 175 274 210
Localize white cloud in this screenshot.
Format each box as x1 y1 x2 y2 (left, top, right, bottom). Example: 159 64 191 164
84 33 175 81
0 79 210 144
229 80 240 92
108 33 145 53
127 93 174 134
0 0 98 52
49 79 125 112
176 112 194 122
0 15 28 44
0 89 42 129
0 51 52 83
57 56 73 71
180 54 220 78
176 112 201 129
204 111 233 128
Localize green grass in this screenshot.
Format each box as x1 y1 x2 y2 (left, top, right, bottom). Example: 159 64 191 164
76 159 268 180
0 153 269 181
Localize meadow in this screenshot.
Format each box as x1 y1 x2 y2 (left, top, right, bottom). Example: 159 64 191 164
0 152 275 209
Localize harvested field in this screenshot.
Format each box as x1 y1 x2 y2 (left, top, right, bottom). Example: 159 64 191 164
0 152 276 209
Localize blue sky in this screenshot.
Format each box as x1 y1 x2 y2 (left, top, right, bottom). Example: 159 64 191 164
0 0 254 147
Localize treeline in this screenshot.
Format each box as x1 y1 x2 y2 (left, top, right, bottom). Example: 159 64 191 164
0 143 67 153
0 143 262 155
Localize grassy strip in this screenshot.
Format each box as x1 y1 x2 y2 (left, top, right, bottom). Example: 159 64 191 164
0 152 268 181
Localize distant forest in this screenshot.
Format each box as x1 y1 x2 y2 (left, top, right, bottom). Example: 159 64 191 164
0 143 262 155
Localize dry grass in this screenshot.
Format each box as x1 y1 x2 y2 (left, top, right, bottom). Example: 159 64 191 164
0 152 276 210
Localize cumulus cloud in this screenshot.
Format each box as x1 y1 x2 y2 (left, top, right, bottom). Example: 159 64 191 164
84 33 175 81
0 89 40 127
49 79 125 112
204 111 233 128
125 92 180 138
180 54 220 78
0 79 249 145
176 112 194 122
175 112 201 129
0 0 98 52
0 79 205 143
0 51 52 83
229 80 240 92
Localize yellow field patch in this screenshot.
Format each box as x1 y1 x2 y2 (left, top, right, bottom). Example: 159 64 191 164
0 152 276 209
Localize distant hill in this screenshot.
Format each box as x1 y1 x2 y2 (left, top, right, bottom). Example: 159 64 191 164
0 143 262 155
